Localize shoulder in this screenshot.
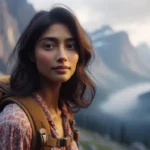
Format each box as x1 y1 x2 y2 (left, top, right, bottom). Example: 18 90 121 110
0 103 32 135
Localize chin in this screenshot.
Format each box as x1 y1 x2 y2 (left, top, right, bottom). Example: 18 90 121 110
59 78 70 83
51 76 71 83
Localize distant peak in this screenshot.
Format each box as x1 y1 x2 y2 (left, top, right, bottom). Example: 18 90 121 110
91 25 113 41
100 25 113 32
92 25 113 35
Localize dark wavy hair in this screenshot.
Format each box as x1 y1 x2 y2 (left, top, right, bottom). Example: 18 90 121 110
9 5 96 111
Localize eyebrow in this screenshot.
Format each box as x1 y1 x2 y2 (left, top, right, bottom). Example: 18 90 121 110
38 37 75 42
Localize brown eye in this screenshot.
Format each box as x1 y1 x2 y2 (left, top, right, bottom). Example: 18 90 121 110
66 43 76 50
44 43 55 50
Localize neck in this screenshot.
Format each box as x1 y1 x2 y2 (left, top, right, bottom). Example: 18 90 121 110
37 78 62 114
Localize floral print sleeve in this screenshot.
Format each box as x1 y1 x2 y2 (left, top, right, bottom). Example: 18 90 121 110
0 103 32 150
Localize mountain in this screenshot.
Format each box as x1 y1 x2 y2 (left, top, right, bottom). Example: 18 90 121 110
89 26 127 90
0 0 35 73
5 0 35 32
136 43 150 69
90 25 150 90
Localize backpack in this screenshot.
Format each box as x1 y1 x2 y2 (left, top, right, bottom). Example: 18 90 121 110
0 76 79 150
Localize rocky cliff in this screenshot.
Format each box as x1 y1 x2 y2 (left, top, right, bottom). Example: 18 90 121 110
0 0 35 73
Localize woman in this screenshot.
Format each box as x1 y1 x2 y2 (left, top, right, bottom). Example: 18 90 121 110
0 5 95 150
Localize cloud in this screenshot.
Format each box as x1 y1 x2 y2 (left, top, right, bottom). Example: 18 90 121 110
28 0 150 24
27 0 150 45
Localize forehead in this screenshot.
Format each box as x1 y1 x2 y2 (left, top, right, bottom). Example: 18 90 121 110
40 23 73 40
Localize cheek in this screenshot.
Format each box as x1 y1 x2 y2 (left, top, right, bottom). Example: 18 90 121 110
74 54 79 66
71 54 79 69
36 52 51 65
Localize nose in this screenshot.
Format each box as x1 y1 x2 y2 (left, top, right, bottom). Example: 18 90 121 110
57 45 67 63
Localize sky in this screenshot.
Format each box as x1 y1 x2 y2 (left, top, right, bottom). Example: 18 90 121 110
27 0 150 47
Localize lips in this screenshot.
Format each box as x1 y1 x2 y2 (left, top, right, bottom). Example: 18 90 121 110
52 66 70 69
52 65 70 74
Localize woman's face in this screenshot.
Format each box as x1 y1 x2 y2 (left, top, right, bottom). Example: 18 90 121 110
34 23 79 84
